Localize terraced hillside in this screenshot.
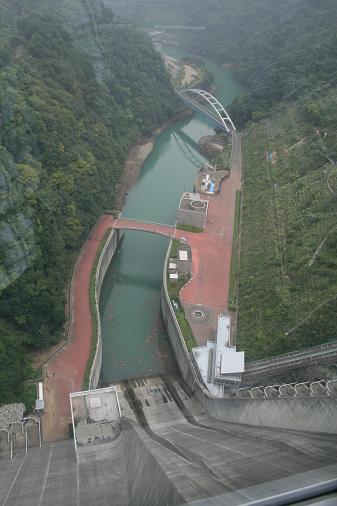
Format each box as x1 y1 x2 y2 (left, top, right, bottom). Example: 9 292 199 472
238 91 337 359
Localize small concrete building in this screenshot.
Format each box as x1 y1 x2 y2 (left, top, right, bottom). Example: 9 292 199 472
214 315 245 385
70 386 121 451
192 315 245 396
176 239 192 276
176 192 208 230
168 259 179 281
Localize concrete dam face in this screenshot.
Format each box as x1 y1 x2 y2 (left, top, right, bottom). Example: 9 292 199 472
1 374 337 505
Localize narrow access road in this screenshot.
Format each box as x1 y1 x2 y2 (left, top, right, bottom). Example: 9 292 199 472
180 133 242 345
42 215 115 442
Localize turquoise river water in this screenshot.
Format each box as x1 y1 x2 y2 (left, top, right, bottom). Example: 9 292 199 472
100 48 244 383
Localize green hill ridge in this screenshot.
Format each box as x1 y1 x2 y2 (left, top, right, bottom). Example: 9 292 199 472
0 0 176 404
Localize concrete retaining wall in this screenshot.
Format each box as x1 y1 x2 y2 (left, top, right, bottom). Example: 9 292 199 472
161 242 210 395
203 395 337 434
89 228 122 389
121 420 185 506
161 241 337 434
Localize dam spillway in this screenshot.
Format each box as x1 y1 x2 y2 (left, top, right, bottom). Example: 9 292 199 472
2 373 337 505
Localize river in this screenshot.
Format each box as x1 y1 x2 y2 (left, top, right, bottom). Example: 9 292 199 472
100 48 244 384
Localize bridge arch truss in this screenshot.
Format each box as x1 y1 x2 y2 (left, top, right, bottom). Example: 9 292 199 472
177 88 236 134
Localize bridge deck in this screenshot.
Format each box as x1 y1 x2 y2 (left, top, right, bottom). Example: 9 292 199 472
112 218 175 237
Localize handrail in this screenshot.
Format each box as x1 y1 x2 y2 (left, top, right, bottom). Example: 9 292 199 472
88 229 115 389
246 340 337 371
114 217 175 229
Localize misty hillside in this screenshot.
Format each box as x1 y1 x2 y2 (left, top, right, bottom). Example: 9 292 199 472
107 0 337 126
0 0 175 404
1 0 337 404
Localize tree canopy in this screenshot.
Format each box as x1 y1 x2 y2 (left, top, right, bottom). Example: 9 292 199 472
106 0 337 126
0 0 176 404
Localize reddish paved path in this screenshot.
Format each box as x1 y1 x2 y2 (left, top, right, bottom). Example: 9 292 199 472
43 215 115 441
42 135 241 440
180 134 242 343
181 134 241 309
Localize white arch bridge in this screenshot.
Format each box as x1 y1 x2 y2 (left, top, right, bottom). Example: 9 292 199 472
176 88 236 134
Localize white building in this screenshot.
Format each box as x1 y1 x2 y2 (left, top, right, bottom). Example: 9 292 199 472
192 315 245 397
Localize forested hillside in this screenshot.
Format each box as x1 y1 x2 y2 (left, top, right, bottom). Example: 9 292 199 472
2 0 337 403
0 0 175 404
107 0 337 126
107 0 337 359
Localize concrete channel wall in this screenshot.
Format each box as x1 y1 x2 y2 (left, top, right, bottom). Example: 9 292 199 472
202 395 337 434
89 228 122 389
161 242 337 434
121 420 185 506
161 242 211 394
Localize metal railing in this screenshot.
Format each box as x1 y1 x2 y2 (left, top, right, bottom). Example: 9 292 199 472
244 341 337 377
236 379 337 400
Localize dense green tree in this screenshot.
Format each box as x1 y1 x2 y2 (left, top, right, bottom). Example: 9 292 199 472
0 322 31 405
107 0 337 126
0 0 176 403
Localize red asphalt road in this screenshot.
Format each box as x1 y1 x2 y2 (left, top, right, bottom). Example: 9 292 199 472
180 175 241 308
43 215 115 441
180 134 241 338
43 135 241 440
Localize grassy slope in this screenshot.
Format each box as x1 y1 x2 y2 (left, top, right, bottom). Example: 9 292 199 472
166 239 197 351
238 91 337 360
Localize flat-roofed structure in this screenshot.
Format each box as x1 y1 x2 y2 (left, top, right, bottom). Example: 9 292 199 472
70 386 121 450
177 192 208 229
35 382 44 411
176 239 192 275
192 315 245 396
214 315 244 384
192 341 225 397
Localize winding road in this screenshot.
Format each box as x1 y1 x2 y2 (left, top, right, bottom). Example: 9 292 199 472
42 215 115 441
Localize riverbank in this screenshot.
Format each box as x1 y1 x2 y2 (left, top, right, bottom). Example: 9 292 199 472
163 53 199 87
38 101 192 439
113 109 192 211
100 52 246 385
33 108 191 372
179 133 242 345
42 215 115 441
